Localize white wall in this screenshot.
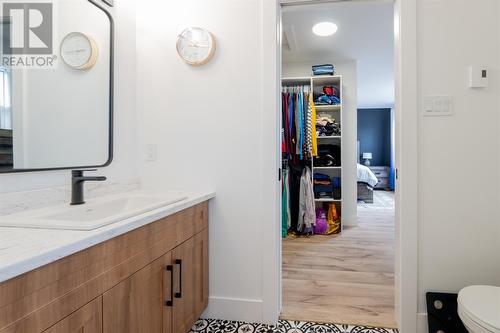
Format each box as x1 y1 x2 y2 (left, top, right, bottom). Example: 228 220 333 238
417 0 500 331
283 61 358 226
0 0 138 193
137 0 271 322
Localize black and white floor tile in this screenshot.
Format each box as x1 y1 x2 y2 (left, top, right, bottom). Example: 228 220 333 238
189 318 398 333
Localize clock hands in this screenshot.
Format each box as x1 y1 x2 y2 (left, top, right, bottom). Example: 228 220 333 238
178 34 209 48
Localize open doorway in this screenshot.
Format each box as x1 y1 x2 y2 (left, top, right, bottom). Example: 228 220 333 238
280 0 396 328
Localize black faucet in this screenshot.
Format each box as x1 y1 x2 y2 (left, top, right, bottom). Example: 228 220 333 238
71 169 107 205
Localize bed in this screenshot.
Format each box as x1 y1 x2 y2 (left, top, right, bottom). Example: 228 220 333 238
357 163 379 203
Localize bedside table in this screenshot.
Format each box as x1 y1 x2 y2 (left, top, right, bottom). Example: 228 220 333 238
369 166 391 190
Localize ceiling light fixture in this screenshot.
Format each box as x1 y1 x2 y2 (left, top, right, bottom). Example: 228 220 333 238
312 22 338 37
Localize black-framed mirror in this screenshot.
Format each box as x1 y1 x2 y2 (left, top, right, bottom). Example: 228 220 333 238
0 0 113 173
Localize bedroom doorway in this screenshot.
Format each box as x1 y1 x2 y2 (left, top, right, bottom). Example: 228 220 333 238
279 0 397 328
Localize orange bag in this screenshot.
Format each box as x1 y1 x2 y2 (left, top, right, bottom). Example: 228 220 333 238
325 203 341 235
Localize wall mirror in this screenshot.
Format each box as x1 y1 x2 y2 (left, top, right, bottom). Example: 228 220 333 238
0 0 113 173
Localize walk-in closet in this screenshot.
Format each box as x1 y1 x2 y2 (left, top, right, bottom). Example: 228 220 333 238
280 0 397 328
281 75 343 237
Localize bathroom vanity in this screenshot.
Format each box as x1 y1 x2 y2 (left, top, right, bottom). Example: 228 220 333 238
0 195 212 333
0 1 213 332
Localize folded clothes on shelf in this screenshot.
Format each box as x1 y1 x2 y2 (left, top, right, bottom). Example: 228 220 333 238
314 173 331 181
315 85 341 105
312 64 335 76
323 85 340 97
314 173 333 199
332 177 341 188
332 177 341 200
314 155 337 167
314 144 341 167
316 116 341 136
314 184 333 193
316 192 333 199
316 94 341 105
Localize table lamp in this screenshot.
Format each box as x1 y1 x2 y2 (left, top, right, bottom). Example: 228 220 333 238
363 152 373 166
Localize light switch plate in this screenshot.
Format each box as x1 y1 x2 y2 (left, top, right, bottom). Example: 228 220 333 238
422 96 453 116
146 144 157 162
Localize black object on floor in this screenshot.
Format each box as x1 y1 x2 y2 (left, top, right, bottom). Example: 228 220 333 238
426 292 468 333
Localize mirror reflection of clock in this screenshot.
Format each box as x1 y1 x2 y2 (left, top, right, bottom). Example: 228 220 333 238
176 27 216 66
60 32 99 70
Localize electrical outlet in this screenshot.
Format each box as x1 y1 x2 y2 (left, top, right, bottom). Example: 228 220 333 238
146 144 157 162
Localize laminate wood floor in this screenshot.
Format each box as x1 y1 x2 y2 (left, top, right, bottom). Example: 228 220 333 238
281 191 396 329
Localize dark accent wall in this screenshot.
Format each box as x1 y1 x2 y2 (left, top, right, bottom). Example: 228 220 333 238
357 108 391 166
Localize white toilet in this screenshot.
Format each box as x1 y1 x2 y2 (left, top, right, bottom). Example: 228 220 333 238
458 285 500 333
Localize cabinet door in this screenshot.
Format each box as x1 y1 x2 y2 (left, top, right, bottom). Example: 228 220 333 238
172 229 209 333
43 296 102 333
103 253 173 333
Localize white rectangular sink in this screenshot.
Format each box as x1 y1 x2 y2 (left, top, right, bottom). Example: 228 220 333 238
0 193 188 231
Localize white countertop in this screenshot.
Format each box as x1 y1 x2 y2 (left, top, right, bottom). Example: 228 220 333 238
0 191 215 283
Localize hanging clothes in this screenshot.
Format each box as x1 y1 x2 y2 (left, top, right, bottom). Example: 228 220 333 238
281 166 291 238
288 162 303 232
297 166 316 234
310 94 318 157
301 91 311 159
282 85 313 161
295 92 303 159
282 85 316 236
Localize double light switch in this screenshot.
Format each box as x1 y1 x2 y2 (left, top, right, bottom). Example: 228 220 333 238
423 96 453 116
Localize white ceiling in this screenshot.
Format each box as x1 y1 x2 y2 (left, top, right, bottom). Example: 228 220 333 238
282 1 395 108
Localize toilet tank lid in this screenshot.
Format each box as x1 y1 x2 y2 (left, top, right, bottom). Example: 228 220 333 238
458 285 500 331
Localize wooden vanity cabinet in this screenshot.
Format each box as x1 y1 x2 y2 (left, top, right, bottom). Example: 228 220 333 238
0 202 209 333
172 231 209 333
102 252 172 333
43 297 103 333
102 229 209 333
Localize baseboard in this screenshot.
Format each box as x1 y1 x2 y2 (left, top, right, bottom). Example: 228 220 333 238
417 313 428 333
201 296 263 323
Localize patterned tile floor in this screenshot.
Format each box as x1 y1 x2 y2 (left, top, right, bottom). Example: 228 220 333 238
189 318 399 333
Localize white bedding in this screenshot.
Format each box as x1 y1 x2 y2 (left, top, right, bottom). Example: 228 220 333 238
357 163 379 187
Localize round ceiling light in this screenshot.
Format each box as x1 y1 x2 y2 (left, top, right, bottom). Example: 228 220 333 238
312 22 338 37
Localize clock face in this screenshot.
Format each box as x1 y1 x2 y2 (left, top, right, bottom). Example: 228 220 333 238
176 27 215 66
60 32 98 70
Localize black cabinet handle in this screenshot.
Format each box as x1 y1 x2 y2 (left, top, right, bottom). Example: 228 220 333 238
165 265 174 306
175 259 182 298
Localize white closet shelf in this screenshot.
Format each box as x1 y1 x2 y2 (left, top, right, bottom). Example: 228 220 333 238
315 105 342 111
314 166 341 170
282 77 311 85
311 75 342 85
317 136 341 139
314 198 342 202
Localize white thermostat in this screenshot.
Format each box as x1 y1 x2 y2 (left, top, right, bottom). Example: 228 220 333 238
468 66 488 88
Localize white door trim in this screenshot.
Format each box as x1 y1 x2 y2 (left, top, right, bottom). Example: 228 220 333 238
260 0 419 331
393 0 419 331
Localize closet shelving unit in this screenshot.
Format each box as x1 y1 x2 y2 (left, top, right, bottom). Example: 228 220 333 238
282 74 343 214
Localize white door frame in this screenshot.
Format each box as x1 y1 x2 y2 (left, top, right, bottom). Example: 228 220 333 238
260 0 418 331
